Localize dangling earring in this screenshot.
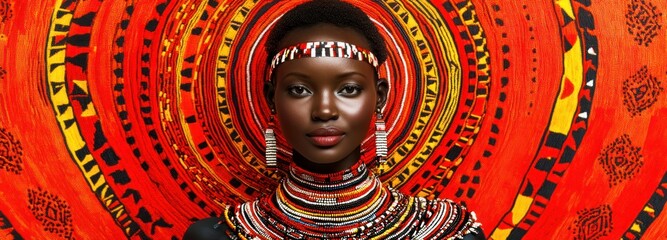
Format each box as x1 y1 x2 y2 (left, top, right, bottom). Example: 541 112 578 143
265 112 277 169
375 110 387 164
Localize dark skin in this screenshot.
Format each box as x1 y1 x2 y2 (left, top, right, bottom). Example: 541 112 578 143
264 23 388 173
184 23 484 240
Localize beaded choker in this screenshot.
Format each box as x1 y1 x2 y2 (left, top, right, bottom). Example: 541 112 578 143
289 160 368 184
223 161 482 239
270 41 379 71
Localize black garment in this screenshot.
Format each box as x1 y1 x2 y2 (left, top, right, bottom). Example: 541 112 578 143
183 217 231 240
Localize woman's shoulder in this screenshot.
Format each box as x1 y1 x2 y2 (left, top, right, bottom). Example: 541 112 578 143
396 191 470 214
183 201 257 240
394 191 485 239
183 217 232 240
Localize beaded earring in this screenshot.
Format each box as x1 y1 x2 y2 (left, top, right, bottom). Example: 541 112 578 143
265 112 277 169
375 110 387 164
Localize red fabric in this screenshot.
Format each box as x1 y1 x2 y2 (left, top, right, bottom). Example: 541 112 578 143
0 0 665 239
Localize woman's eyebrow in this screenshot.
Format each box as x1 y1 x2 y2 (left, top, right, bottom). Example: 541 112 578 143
281 72 311 80
335 72 368 79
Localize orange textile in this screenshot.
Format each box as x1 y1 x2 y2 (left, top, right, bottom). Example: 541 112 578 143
0 0 666 239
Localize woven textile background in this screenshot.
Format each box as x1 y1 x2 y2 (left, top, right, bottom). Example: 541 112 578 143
1 0 666 239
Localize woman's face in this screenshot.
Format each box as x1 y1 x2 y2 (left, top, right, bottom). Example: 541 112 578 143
269 24 386 169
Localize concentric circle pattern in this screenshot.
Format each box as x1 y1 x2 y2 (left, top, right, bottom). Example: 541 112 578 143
1 0 666 239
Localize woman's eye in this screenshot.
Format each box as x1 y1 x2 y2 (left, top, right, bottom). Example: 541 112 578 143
287 86 311 97
339 85 362 96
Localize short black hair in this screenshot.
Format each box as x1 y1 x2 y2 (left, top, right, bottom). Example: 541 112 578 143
265 0 388 65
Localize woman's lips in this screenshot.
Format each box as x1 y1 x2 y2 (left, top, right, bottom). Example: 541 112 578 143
307 128 344 147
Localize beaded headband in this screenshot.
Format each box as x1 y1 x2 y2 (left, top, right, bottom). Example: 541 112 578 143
270 41 379 71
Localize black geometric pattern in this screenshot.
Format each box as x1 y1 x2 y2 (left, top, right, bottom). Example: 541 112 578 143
571 204 613 240
28 188 74 239
0 127 23 174
625 0 663 46
598 134 643 187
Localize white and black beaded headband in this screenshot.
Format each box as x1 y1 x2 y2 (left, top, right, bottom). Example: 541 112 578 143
269 41 379 74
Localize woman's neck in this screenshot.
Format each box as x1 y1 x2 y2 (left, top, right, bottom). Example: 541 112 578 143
288 157 369 186
290 147 361 173
275 158 385 217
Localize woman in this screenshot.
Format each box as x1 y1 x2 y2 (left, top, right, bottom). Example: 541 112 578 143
185 0 483 239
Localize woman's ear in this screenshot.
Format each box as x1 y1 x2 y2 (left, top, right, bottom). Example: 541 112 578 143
264 81 276 112
375 78 389 110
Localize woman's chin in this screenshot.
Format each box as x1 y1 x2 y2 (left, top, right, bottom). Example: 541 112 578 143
298 154 346 165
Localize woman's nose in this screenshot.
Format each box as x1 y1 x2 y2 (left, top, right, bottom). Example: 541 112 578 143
311 91 339 121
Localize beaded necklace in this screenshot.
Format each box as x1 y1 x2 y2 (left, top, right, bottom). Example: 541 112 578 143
223 161 481 239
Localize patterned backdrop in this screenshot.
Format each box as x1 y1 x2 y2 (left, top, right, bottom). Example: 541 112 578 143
0 0 666 239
